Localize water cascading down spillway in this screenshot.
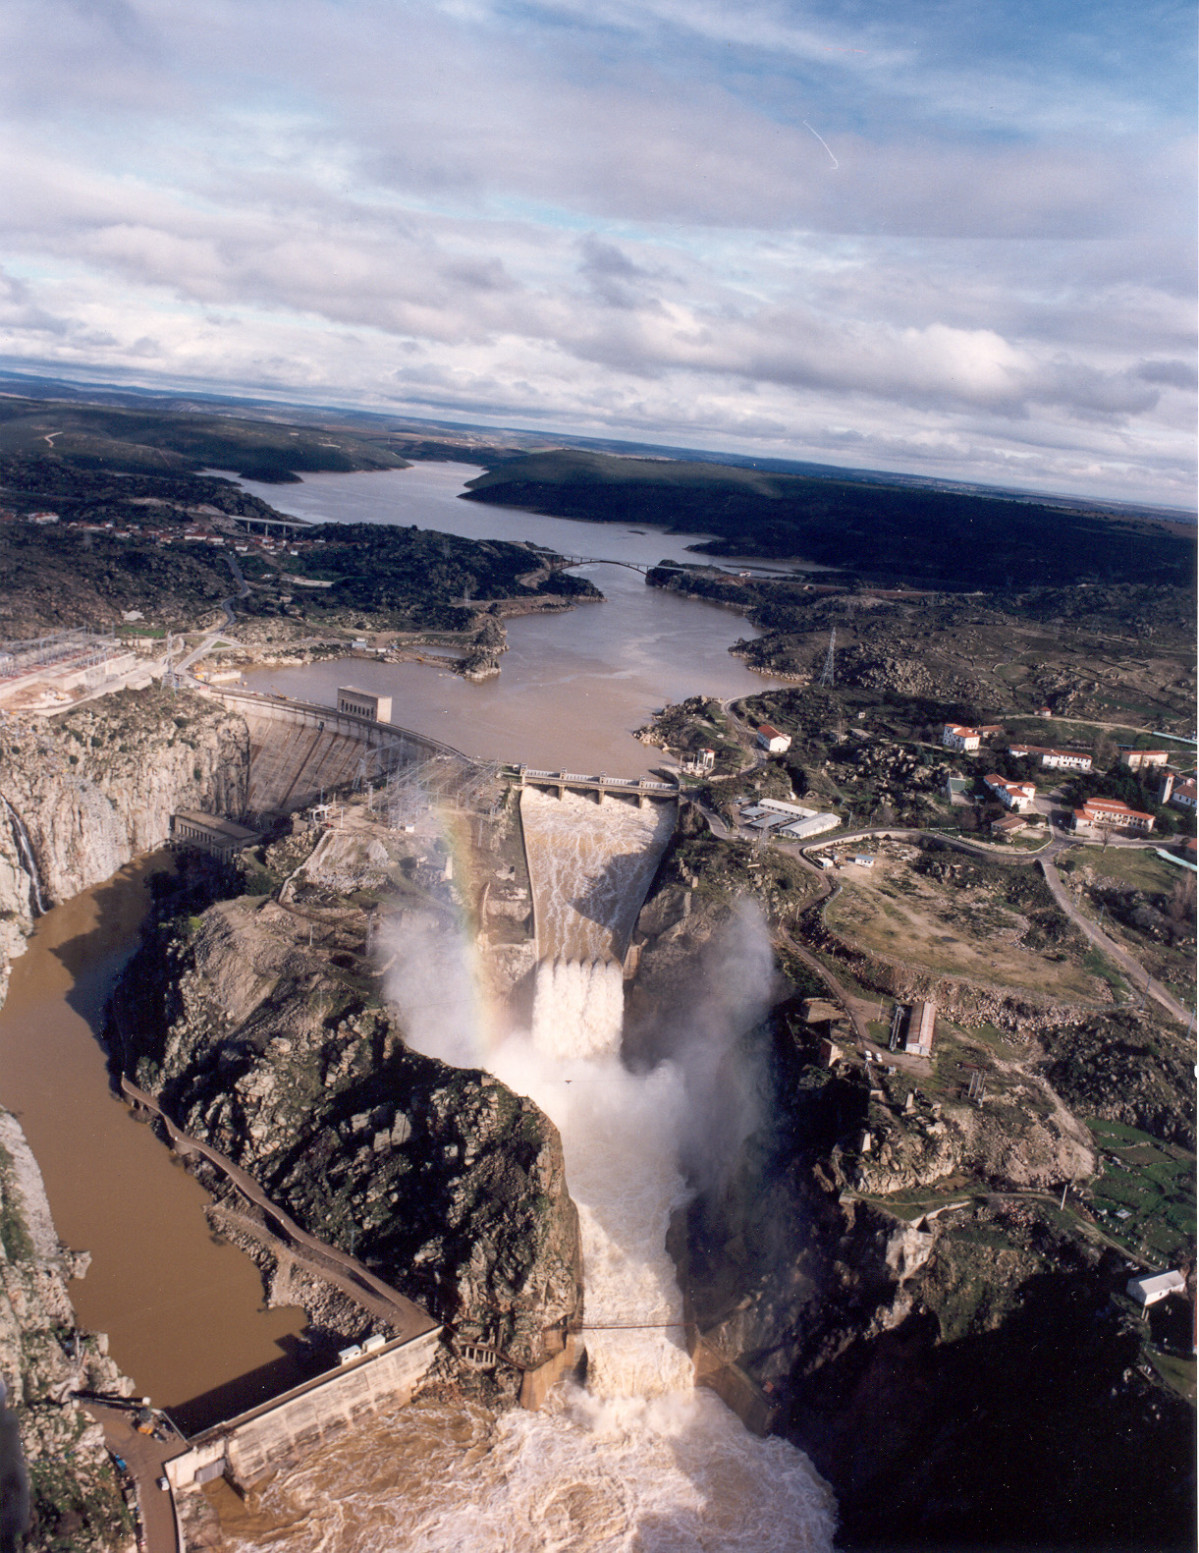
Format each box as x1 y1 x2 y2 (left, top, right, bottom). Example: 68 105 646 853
521 784 691 1397
230 780 836 1549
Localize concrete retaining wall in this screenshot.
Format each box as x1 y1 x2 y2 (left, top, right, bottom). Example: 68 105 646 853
518 1334 582 1410
692 1337 778 1437
167 1328 443 1492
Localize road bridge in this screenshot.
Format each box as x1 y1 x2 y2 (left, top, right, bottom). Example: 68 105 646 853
229 513 312 538
555 554 676 576
508 763 677 807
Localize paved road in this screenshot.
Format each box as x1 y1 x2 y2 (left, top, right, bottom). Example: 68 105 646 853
1039 858 1192 1027
83 1402 182 1553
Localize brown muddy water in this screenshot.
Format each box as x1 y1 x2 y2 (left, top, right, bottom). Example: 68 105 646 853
0 858 309 1430
235 462 797 775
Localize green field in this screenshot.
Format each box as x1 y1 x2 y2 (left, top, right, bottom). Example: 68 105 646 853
1077 846 1186 894
1086 1119 1195 1264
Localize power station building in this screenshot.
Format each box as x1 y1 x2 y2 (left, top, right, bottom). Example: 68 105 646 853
171 811 261 860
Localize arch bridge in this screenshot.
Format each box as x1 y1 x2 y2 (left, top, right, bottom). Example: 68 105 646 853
556 555 684 577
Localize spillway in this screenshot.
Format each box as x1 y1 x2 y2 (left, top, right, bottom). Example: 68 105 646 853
224 785 836 1551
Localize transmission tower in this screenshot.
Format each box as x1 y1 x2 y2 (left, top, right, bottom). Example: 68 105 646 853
819 625 837 687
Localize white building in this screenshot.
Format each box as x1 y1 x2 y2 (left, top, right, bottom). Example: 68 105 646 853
942 723 981 753
1008 744 1092 773
1169 777 1196 812
1120 748 1170 773
780 813 840 840
1073 797 1155 835
1126 1270 1186 1308
757 723 792 754
984 774 1036 813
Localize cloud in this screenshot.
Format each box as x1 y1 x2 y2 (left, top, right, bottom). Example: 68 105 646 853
0 0 1191 504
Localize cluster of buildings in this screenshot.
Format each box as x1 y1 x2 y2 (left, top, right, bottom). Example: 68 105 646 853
2 502 323 569
749 715 1193 845
739 797 839 841
939 722 1196 838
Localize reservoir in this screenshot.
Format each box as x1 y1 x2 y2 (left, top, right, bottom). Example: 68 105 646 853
235 462 792 773
0 463 833 1546
0 861 309 1430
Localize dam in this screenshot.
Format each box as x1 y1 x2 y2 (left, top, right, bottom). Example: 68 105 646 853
368 780 837 1552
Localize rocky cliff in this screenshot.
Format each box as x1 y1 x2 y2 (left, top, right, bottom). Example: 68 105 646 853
0 1109 134 1553
0 685 249 1000
112 812 582 1382
628 829 1195 1553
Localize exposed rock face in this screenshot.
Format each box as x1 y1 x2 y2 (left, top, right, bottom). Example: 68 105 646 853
0 685 248 999
0 1110 134 1553
114 881 583 1376
676 1067 1193 1553
629 828 1193 1553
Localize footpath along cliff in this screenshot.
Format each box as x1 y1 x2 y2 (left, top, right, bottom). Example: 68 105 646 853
109 784 583 1390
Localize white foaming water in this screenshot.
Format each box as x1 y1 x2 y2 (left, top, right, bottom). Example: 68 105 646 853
531 957 627 1059
503 960 694 1400
222 786 837 1550
520 788 676 964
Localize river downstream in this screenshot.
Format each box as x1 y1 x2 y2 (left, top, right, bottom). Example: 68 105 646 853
0 861 309 1429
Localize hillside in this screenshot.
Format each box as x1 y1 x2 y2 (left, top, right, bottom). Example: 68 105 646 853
462 451 1196 591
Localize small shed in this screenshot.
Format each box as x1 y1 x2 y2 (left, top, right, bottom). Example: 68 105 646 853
1126 1270 1186 1308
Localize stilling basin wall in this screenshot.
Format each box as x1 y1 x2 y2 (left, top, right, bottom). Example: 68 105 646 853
167 1328 443 1492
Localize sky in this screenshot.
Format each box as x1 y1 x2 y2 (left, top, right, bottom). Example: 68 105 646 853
0 0 1194 506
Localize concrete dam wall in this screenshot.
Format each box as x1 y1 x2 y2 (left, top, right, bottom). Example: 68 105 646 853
199 688 468 817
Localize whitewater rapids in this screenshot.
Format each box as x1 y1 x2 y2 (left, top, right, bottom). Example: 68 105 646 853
222 787 836 1551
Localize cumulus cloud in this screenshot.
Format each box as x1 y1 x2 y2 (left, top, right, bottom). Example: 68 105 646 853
0 0 1192 503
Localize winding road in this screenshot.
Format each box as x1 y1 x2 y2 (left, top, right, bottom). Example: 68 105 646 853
1038 857 1192 1026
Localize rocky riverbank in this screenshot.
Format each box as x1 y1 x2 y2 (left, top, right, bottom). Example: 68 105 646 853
0 1108 135 1553
109 790 582 1390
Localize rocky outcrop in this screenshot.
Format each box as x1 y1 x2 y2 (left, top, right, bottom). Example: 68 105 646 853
675 1056 1193 1553
0 1110 134 1553
0 685 249 1001
113 868 582 1379
456 610 508 681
